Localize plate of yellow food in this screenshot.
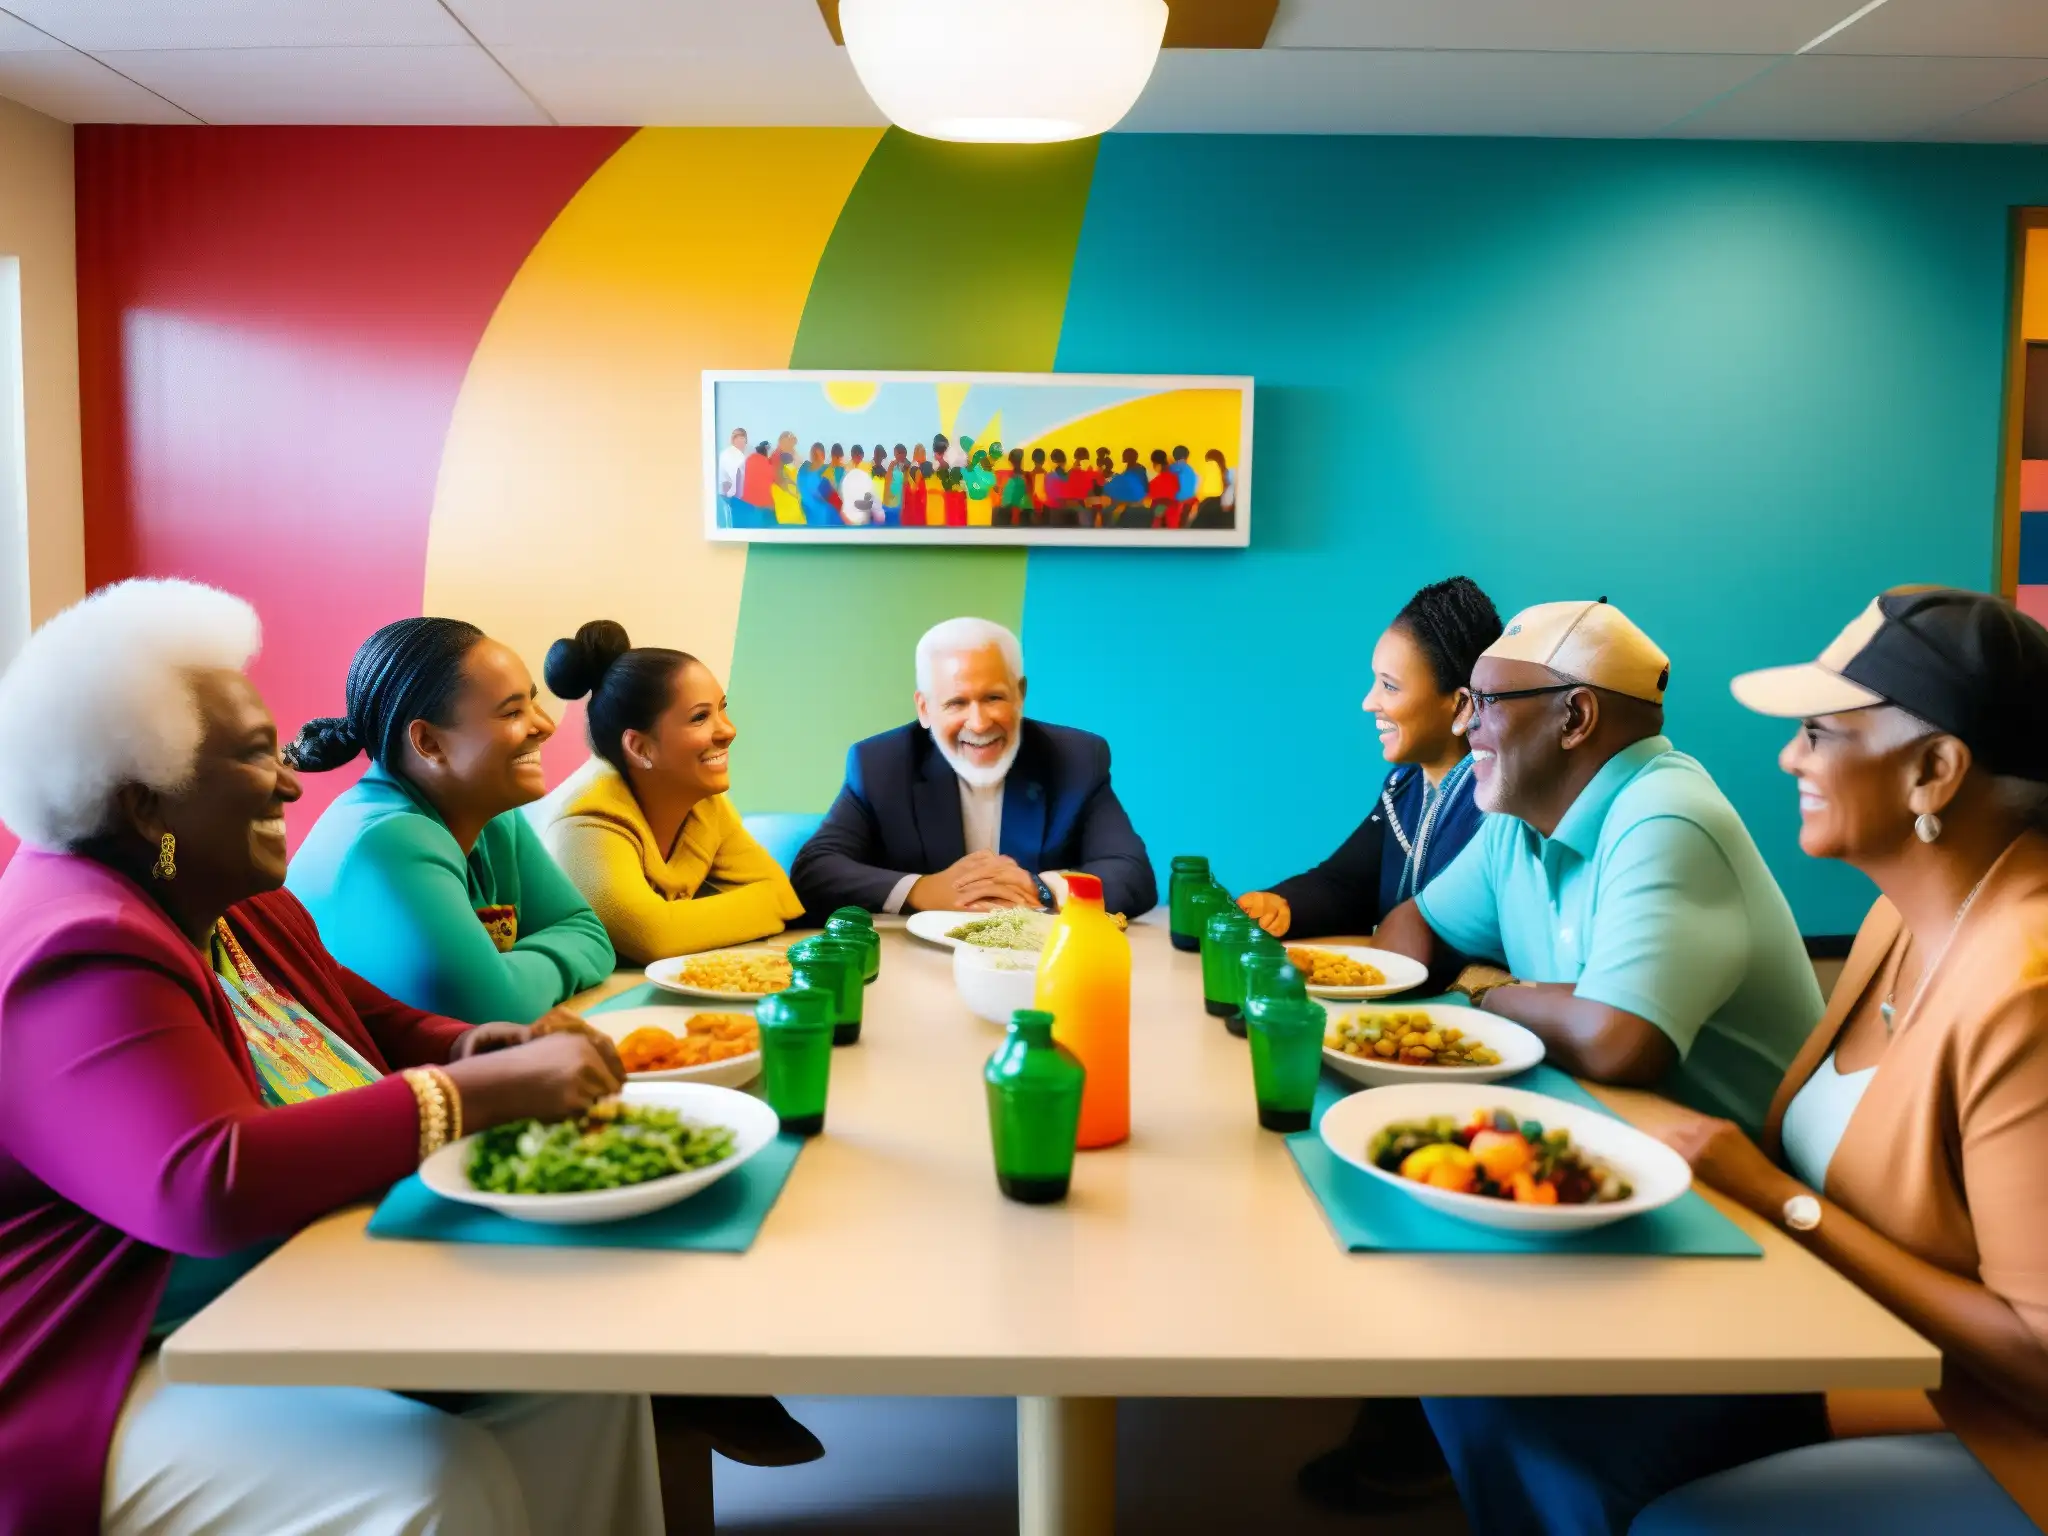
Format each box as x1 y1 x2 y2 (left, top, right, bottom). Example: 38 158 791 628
1322 1003 1543 1087
1317 1082 1692 1233
644 947 792 1002
586 1007 762 1088
1283 943 1428 1000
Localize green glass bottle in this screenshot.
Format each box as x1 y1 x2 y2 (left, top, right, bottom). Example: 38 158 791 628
983 1008 1086 1204
823 914 882 984
1224 929 1286 1038
756 986 836 1135
1246 996 1327 1133
1175 878 1229 961
785 936 865 1046
1201 908 1256 1018
1237 950 1306 1037
1167 856 1214 952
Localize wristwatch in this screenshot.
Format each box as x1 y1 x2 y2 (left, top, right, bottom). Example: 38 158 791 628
1465 978 1529 1011
1781 1193 1822 1233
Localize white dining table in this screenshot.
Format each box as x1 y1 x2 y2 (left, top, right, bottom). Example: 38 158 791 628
163 921 1939 1535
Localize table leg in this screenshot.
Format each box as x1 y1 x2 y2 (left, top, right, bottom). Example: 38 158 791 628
1017 1396 1116 1536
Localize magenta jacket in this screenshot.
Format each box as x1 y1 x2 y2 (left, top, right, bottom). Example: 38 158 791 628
0 849 469 1533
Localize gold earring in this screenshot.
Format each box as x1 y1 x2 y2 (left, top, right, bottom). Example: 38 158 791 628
152 832 177 881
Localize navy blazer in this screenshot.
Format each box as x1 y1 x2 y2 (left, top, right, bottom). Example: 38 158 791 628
1268 761 1484 938
791 720 1157 920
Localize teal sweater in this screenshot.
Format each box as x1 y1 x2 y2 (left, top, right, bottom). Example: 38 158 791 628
287 764 616 1024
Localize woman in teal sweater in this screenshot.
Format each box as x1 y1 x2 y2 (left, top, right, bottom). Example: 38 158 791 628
285 617 616 1024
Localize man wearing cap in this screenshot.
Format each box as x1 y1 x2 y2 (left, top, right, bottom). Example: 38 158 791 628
1375 598 1820 1136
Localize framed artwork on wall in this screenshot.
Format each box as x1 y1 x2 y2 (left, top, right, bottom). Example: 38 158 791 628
703 370 1253 547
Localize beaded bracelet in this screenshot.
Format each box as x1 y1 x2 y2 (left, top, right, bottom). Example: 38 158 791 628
426 1065 463 1144
401 1067 450 1161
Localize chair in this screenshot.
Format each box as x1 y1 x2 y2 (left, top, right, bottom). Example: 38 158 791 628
743 812 825 874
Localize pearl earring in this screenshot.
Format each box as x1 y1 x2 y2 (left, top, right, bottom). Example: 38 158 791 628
1915 812 1942 844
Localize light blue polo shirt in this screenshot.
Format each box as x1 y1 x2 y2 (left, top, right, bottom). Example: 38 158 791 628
1416 736 1821 1135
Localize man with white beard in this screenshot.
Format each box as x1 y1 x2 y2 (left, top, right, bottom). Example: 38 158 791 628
790 617 1157 920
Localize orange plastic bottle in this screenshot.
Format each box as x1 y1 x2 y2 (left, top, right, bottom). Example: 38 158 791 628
1033 871 1130 1149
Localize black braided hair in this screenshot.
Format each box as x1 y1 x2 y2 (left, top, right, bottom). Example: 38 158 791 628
1392 577 1504 696
285 617 485 773
543 619 698 780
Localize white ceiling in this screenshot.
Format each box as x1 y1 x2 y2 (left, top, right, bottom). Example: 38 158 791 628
0 0 2045 140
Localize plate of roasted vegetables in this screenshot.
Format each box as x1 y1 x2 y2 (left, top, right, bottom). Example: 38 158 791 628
1317 1082 1693 1233
419 1082 779 1225
1322 1004 1543 1087
586 1007 762 1088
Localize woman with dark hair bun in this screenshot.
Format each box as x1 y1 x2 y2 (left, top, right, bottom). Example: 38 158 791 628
530 621 800 965
1241 575 1504 940
284 618 614 1025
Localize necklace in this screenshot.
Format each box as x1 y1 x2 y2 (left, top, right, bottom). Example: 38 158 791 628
1879 865 1993 1036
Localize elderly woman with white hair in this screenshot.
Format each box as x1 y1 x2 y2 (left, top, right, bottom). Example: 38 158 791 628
789 614 1156 920
0 580 662 1535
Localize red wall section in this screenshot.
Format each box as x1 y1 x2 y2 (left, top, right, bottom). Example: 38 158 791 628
72 126 631 843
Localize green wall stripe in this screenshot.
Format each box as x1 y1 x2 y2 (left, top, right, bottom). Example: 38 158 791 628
727 130 1099 814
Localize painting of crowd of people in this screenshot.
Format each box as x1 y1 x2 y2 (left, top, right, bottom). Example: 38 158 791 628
704 373 1252 547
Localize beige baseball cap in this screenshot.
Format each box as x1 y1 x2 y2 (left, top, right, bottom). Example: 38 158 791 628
1483 598 1671 704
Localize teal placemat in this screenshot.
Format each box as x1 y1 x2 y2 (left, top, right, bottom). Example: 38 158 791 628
587 980 685 1014
1286 1063 1761 1257
367 1132 805 1251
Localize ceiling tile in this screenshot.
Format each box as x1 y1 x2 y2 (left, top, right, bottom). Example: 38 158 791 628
1121 48 1766 136
0 13 66 50
1670 53 2048 139
1 0 467 51
446 0 834 51
1922 75 2048 140
1269 0 1854 56
0 47 196 120
97 45 549 125
1811 0 2048 59
497 45 881 126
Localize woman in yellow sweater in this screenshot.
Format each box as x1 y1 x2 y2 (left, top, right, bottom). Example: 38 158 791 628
532 621 802 965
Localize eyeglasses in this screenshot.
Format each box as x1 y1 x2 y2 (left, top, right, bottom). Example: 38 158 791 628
1455 683 1583 725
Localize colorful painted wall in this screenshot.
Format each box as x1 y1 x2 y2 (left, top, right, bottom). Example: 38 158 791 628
72 128 2048 934
2016 227 2048 628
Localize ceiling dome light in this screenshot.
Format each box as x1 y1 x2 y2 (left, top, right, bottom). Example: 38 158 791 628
840 0 1168 144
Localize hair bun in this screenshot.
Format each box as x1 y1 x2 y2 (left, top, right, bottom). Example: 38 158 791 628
284 716 362 773
543 619 632 701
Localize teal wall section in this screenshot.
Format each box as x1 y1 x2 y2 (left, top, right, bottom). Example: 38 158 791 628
1023 136 2048 935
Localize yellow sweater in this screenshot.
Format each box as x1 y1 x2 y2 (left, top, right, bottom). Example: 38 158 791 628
530 757 802 966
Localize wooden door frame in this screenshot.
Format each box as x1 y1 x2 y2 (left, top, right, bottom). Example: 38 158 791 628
1994 208 2048 598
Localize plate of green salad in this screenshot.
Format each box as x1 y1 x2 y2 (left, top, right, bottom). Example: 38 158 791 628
419 1082 780 1225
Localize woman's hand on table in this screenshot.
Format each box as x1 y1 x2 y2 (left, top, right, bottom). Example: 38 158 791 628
1652 1109 1802 1217
448 1009 625 1079
1237 891 1291 937
440 1030 625 1133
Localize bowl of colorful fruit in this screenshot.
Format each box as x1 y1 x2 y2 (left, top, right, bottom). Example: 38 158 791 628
1317 1082 1694 1233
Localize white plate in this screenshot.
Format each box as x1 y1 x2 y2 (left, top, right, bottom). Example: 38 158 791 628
644 946 791 1002
1283 942 1430 999
1320 1004 1543 1088
1317 1081 1693 1234
420 1082 780 1226
583 1005 761 1088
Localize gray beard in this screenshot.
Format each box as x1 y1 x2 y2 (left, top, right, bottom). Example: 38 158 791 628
932 726 1020 790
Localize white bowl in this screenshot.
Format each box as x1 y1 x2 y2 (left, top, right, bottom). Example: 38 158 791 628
1320 1004 1544 1088
582 1005 761 1089
1317 1081 1694 1234
419 1082 780 1226
952 942 1042 1026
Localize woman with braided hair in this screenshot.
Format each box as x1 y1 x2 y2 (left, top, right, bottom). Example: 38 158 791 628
1240 575 1504 942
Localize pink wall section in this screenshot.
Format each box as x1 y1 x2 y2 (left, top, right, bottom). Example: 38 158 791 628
71 126 630 848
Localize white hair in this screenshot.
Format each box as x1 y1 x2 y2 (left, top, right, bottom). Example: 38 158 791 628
0 579 261 849
914 616 1024 697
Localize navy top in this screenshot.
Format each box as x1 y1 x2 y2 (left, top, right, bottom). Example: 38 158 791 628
1269 756 1483 938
